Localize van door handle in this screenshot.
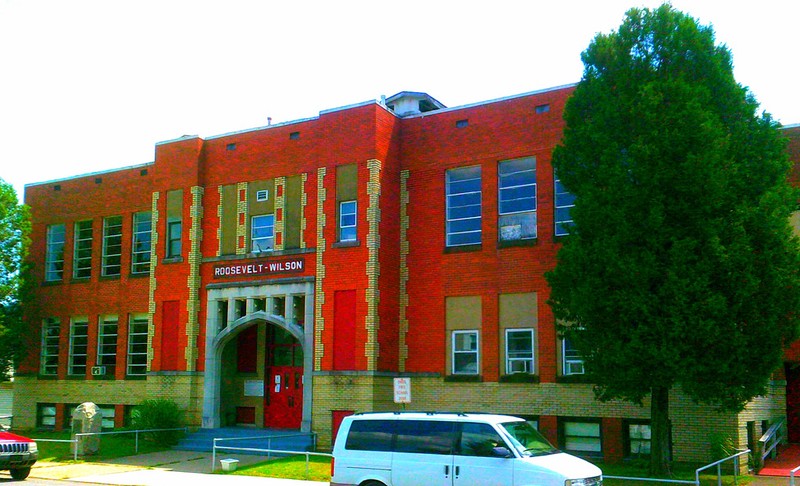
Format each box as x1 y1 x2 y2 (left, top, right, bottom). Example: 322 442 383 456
444 465 449 476
455 465 460 477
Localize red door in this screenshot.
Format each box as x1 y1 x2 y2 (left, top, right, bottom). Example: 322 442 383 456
263 326 303 429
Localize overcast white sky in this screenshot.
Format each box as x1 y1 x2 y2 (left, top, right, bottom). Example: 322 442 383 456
1 1 798 201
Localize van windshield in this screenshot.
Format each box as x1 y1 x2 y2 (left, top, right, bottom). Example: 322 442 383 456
499 421 559 457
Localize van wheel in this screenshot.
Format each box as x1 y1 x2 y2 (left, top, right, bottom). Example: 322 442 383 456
361 481 386 486
10 467 31 480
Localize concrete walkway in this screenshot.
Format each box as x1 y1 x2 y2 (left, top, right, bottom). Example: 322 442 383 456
20 450 329 485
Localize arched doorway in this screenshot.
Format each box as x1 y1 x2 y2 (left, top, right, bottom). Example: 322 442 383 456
202 279 314 431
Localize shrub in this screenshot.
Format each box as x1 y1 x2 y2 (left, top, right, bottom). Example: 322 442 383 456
130 399 185 445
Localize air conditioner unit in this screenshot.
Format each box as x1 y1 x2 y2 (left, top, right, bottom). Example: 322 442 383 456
91 366 106 376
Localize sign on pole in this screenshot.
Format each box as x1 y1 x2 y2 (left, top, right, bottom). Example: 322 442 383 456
394 377 411 404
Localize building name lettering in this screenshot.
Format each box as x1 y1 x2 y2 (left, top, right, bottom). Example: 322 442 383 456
213 258 304 278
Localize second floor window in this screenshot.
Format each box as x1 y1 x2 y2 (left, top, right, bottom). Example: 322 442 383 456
131 212 152 274
498 157 537 241
73 220 93 279
166 220 182 258
446 166 482 247
45 224 66 281
339 201 357 242
251 214 275 252
554 173 575 237
40 317 61 375
102 216 123 277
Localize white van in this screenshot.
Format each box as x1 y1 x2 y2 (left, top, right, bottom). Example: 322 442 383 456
331 412 602 486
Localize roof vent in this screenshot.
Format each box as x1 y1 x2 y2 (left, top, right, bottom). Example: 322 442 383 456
384 91 446 117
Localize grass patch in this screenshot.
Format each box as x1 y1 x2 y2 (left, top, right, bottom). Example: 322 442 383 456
227 454 332 482
596 458 753 486
28 430 174 462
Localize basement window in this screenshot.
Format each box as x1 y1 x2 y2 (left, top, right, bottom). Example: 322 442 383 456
535 104 550 114
456 119 469 128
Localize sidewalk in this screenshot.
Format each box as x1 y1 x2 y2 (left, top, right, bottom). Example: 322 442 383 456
23 450 329 485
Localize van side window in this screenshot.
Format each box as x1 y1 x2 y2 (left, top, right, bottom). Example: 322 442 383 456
394 420 455 455
458 422 507 457
345 420 393 451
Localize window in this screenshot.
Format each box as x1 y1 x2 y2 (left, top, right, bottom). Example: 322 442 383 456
38 404 57 428
498 157 536 241
256 189 269 202
345 419 394 451
563 338 585 375
131 212 152 274
562 420 602 455
452 330 479 375
102 216 123 276
97 315 118 375
446 166 482 246
40 317 61 375
251 214 275 252
98 405 116 429
45 223 66 281
395 420 455 455
166 220 182 258
73 220 93 279
554 173 575 237
339 200 357 242
68 317 89 376
127 314 149 376
458 422 506 457
626 422 651 457
506 329 534 374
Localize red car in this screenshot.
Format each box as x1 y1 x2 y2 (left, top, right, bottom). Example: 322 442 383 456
0 430 38 480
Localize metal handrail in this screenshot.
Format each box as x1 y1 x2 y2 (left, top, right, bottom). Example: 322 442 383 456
211 432 319 471
605 449 749 486
791 464 800 486
757 417 787 470
34 426 188 461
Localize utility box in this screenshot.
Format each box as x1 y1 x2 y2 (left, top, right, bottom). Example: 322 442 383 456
220 458 239 471
71 402 102 456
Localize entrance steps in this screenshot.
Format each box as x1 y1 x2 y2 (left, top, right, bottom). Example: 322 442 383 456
760 443 800 476
175 427 315 454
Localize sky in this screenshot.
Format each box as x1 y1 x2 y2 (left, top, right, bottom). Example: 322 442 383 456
1 1 798 202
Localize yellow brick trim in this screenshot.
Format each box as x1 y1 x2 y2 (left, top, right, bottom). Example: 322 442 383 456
301 173 308 249
399 170 410 372
185 186 204 371
274 176 286 251
217 185 224 257
147 192 160 371
236 182 248 255
314 168 327 371
365 159 382 371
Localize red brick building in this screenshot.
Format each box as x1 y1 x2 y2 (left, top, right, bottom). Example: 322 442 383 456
13 87 799 463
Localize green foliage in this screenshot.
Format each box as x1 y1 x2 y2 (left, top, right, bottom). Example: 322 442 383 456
0 178 31 381
546 3 800 474
708 432 738 462
230 455 332 482
130 399 186 445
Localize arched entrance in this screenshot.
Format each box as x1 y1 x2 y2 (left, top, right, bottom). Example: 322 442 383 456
202 279 314 431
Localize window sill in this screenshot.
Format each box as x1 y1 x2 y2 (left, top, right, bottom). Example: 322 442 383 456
499 373 540 384
129 271 149 279
498 238 537 249
125 375 147 381
41 280 63 287
162 256 184 264
99 274 121 281
332 240 361 249
444 244 482 254
37 374 59 380
70 277 91 284
444 374 482 383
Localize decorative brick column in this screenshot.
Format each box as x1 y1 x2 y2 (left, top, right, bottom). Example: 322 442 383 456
365 159 382 371
314 168 327 371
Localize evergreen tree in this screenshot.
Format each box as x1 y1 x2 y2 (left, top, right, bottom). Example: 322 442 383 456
546 5 800 474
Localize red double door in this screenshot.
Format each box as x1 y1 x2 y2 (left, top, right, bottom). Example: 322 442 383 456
263 327 303 429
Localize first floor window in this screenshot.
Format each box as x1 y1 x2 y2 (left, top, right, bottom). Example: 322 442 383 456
452 330 479 375
73 220 93 279
45 224 66 281
506 329 534 374
127 314 149 376
131 212 152 274
339 200 357 242
562 420 601 455
498 157 536 241
102 216 123 276
97 315 118 375
98 405 116 429
68 318 89 376
251 214 275 252
38 403 57 428
446 166 482 247
40 317 61 375
563 338 585 375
